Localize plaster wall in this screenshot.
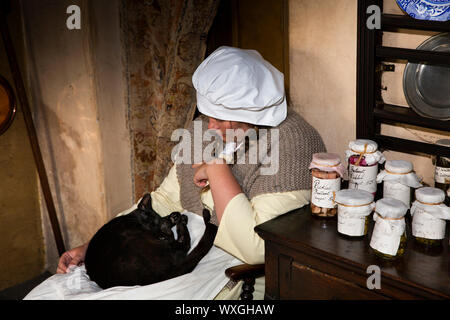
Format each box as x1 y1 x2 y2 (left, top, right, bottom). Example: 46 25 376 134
21 0 132 271
289 0 357 162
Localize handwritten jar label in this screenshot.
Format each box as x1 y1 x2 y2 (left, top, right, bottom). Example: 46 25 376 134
337 207 367 236
370 224 401 256
349 164 378 193
435 166 450 184
383 181 411 206
412 208 446 240
311 176 341 209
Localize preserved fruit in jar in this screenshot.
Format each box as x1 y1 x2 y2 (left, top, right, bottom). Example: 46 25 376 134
411 187 450 247
376 160 422 207
370 198 408 260
345 139 385 196
309 153 347 218
434 139 450 206
334 189 375 237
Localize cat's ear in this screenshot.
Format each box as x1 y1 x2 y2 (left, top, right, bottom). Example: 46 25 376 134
138 193 152 210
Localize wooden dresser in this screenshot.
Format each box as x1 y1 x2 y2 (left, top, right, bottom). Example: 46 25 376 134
255 206 450 299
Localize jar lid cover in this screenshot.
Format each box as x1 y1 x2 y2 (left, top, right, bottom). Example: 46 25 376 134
375 198 408 218
415 187 445 204
348 139 378 153
385 160 413 174
334 189 374 206
311 153 341 166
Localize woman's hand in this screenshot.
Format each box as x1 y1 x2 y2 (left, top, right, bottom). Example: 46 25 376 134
192 159 242 222
192 158 226 187
192 162 209 187
56 242 89 274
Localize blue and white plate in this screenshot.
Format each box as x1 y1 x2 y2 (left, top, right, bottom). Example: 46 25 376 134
396 0 450 21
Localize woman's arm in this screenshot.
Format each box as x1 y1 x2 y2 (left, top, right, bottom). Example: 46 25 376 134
149 164 184 217
193 160 311 264
214 190 310 264
195 160 242 222
116 164 183 218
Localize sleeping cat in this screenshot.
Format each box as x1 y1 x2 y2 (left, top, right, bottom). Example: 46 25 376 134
84 193 217 289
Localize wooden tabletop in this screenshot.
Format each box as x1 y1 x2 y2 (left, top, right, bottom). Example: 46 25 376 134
255 205 450 298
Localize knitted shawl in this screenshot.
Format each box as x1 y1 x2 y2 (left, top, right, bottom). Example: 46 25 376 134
175 109 326 225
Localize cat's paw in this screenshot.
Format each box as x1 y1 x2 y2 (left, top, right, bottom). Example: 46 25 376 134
180 214 188 225
168 211 181 225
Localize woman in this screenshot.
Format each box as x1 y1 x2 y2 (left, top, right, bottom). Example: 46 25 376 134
57 46 326 299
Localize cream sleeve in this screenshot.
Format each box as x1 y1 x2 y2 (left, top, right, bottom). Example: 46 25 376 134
213 190 311 264
115 164 183 218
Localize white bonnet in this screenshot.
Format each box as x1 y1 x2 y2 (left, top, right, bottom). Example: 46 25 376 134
192 46 287 127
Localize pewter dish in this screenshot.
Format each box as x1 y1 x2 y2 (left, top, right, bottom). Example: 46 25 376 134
396 0 450 21
403 33 450 120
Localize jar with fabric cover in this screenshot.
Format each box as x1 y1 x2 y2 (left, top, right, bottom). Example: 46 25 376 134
376 160 422 207
434 139 450 206
411 187 450 247
370 198 408 260
333 189 375 237
345 139 386 196
309 153 347 218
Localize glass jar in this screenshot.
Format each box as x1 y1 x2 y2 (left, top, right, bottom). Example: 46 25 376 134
334 189 375 237
411 187 450 247
309 153 347 218
434 139 450 206
346 139 386 196
370 198 408 260
376 160 422 207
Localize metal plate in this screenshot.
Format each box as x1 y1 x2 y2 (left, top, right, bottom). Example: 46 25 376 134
0 75 16 135
403 33 450 120
396 0 450 21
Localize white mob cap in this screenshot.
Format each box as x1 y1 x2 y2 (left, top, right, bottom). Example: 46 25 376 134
192 46 287 127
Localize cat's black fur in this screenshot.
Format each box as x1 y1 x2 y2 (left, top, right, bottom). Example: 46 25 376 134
84 193 217 289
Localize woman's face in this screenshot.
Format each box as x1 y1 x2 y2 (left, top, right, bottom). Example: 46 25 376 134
207 117 251 142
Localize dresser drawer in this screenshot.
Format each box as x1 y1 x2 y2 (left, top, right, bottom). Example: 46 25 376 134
279 257 387 300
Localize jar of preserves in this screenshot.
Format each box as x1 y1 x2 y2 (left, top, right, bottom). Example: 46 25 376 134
411 187 450 247
345 139 385 196
376 160 422 207
434 139 450 206
334 189 375 237
370 198 408 260
309 153 347 218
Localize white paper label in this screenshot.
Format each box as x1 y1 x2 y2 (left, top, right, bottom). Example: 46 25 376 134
435 166 450 184
383 181 411 206
412 208 446 240
370 223 401 256
337 208 367 236
311 176 341 208
349 164 378 193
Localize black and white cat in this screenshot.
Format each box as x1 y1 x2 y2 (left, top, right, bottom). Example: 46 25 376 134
84 193 217 289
